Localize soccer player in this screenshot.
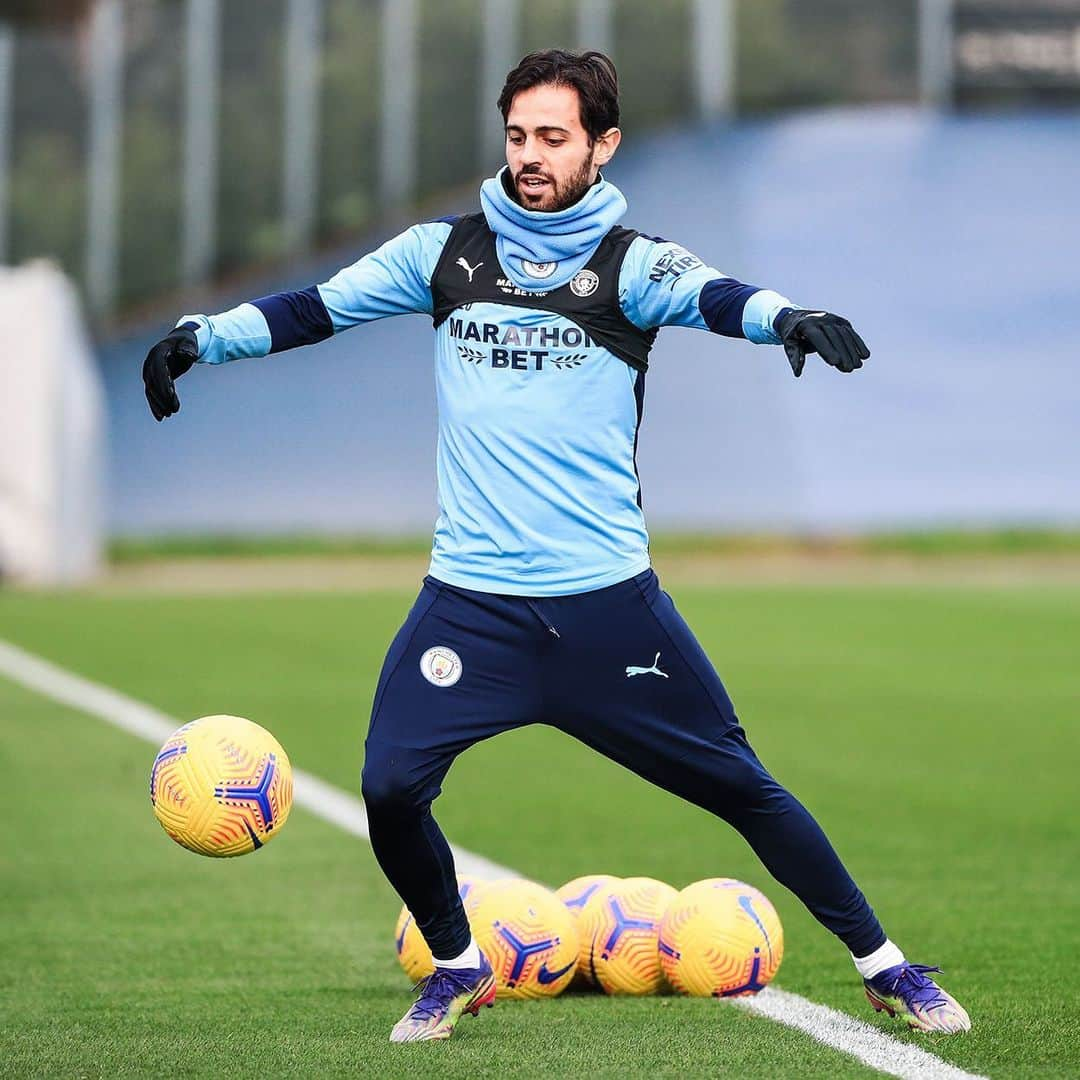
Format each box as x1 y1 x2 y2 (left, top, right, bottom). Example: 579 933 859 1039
144 50 970 1042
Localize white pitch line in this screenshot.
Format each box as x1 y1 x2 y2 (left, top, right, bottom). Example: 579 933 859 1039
732 988 986 1080
0 636 985 1080
0 638 514 881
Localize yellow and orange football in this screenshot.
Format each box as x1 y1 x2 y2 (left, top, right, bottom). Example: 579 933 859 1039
468 878 579 999
579 876 677 995
556 874 619 988
658 878 783 997
150 715 293 857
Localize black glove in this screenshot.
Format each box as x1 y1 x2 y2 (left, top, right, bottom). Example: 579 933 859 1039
775 308 870 378
143 325 199 421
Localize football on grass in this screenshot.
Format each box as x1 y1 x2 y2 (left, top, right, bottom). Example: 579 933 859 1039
556 873 618 988
468 878 579 999
579 876 677 995
150 714 293 857
658 878 783 996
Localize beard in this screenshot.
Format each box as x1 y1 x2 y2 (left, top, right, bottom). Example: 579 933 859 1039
514 149 595 212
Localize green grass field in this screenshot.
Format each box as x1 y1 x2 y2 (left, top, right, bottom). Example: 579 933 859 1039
2 580 1078 1078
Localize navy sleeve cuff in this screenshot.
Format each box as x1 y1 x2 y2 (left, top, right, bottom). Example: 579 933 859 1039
699 278 762 339
251 286 334 354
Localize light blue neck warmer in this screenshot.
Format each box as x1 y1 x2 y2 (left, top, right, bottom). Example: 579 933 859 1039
479 166 628 291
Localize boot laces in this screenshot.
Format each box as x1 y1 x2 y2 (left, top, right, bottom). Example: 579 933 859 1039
407 968 477 1022
889 964 949 1010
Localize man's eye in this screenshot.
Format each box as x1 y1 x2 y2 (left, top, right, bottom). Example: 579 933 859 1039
547 140 564 147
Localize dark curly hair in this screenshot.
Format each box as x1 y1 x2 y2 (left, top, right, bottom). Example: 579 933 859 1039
498 49 620 143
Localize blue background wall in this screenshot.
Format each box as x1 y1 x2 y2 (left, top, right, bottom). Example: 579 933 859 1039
100 107 1080 535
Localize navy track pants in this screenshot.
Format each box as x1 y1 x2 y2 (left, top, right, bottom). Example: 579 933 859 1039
360 569 885 960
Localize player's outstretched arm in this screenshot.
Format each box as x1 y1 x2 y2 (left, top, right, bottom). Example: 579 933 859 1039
141 219 453 420
618 236 870 377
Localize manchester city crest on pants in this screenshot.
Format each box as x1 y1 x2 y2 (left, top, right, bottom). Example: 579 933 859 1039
420 646 463 687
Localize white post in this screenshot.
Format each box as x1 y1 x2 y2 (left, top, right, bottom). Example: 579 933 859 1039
0 22 13 265
577 0 613 57
481 0 518 169
379 0 417 208
919 0 954 107
283 0 322 254
0 264 105 583
85 0 124 315
182 0 220 286
693 0 735 121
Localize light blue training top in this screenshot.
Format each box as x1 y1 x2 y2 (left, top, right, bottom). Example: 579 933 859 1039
178 170 794 596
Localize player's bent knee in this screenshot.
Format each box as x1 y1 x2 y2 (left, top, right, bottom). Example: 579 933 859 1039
361 763 425 815
360 760 414 812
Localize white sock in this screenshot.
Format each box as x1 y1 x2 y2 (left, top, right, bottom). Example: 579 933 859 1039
852 938 906 979
434 936 481 970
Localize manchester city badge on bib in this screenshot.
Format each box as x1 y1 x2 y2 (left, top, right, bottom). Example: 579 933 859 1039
570 269 599 297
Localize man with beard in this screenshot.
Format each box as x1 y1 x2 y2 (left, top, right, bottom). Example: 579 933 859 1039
144 49 969 1043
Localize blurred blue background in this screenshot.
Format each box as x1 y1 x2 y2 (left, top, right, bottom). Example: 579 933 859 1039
2 0 1078 537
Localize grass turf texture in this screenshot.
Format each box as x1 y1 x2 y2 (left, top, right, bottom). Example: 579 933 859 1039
105 527 1080 563
1 584 1078 1077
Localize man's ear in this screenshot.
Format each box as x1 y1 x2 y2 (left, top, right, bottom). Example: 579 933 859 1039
593 127 621 166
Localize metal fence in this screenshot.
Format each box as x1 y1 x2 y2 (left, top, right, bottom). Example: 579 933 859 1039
0 0 978 321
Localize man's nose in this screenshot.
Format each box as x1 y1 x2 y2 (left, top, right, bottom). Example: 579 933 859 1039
521 137 544 165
